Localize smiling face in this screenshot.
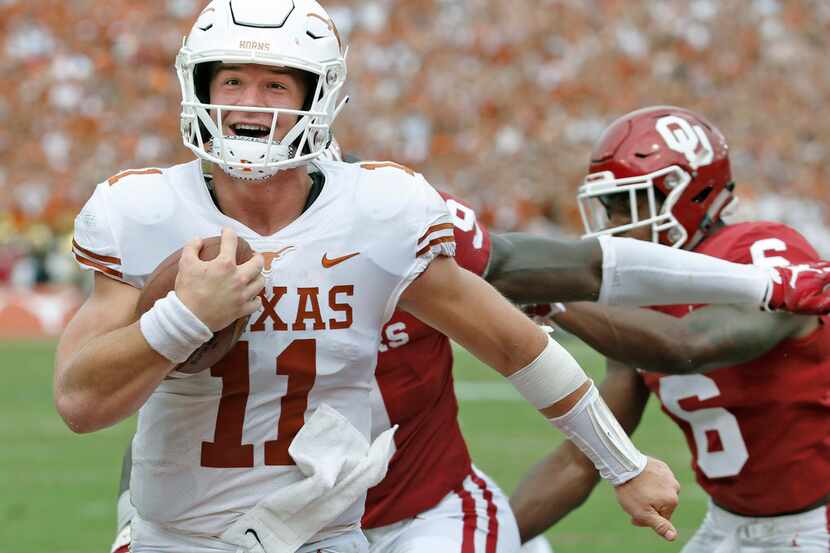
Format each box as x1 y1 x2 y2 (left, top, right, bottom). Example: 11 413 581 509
208 63 312 143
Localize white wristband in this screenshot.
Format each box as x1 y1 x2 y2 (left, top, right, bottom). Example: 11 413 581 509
507 335 588 410
549 384 647 486
139 291 213 363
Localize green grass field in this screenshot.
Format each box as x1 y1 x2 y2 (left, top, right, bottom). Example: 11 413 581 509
0 338 705 553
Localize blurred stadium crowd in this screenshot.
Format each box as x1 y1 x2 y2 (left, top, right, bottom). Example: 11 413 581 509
2 0 830 290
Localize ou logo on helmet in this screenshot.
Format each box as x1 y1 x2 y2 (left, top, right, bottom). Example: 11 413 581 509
655 115 714 170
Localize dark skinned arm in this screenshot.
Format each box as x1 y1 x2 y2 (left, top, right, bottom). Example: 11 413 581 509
511 358 651 542
553 302 817 374
485 233 603 304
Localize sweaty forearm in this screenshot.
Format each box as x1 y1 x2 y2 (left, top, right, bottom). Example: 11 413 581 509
404 259 648 486
553 303 691 372
555 303 808 374
656 305 810 373
55 323 174 433
511 441 600 542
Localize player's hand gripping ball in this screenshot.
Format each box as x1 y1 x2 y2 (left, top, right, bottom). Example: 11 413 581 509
136 235 257 373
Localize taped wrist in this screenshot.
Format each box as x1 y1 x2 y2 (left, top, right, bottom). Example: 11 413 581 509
596 235 768 308
507 335 588 409
139 291 213 363
549 384 647 486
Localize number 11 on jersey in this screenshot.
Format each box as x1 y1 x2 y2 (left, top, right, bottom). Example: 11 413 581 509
201 340 316 468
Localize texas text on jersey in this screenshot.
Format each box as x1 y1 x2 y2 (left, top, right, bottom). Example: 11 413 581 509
71 158 456 539
642 221 830 516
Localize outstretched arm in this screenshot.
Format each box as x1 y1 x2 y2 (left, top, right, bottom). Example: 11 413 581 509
553 302 817 374
511 359 651 542
486 233 830 314
399 256 680 540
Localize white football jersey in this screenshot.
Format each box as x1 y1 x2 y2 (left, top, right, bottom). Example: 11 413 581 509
72 159 455 539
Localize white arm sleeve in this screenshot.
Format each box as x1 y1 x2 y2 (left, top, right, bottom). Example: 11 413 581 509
597 235 770 307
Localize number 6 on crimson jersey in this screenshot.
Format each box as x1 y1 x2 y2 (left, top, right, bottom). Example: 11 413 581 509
659 374 749 478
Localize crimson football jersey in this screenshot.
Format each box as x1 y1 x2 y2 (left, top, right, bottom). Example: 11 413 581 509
362 192 491 528
640 221 830 515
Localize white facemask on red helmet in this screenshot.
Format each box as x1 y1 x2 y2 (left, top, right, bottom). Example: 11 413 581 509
175 0 348 180
578 106 735 249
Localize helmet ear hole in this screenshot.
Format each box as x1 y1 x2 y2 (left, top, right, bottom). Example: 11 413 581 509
194 62 220 144
194 62 219 104
301 73 321 111
691 185 713 204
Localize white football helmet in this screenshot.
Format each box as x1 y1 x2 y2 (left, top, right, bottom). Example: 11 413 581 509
175 0 348 180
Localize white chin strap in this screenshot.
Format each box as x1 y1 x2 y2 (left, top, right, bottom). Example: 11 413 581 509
210 136 292 181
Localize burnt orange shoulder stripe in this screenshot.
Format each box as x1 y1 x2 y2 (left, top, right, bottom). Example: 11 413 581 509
74 253 125 280
418 223 454 244
359 161 416 176
107 168 162 186
72 239 121 265
416 236 455 258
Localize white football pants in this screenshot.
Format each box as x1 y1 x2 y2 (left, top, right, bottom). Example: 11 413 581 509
681 500 829 553
131 516 368 553
519 536 554 553
365 466 521 553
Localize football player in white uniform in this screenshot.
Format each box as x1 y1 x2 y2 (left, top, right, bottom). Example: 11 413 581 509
56 2 830 553
55 1 681 551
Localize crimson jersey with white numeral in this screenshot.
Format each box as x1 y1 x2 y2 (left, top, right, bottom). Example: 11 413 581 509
640 221 830 516
362 192 491 528
71 159 455 539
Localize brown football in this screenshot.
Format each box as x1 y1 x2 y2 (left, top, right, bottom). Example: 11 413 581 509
136 235 255 374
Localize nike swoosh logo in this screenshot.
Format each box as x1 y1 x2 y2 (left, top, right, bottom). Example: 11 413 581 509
245 529 263 546
322 251 360 268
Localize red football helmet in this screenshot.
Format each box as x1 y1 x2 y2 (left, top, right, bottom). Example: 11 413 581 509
577 106 735 249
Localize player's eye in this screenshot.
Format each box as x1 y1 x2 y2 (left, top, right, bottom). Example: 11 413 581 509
601 195 630 219
224 78 240 86
269 82 287 90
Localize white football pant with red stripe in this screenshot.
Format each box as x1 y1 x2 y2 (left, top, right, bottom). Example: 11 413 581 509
365 467 520 553
681 500 830 553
